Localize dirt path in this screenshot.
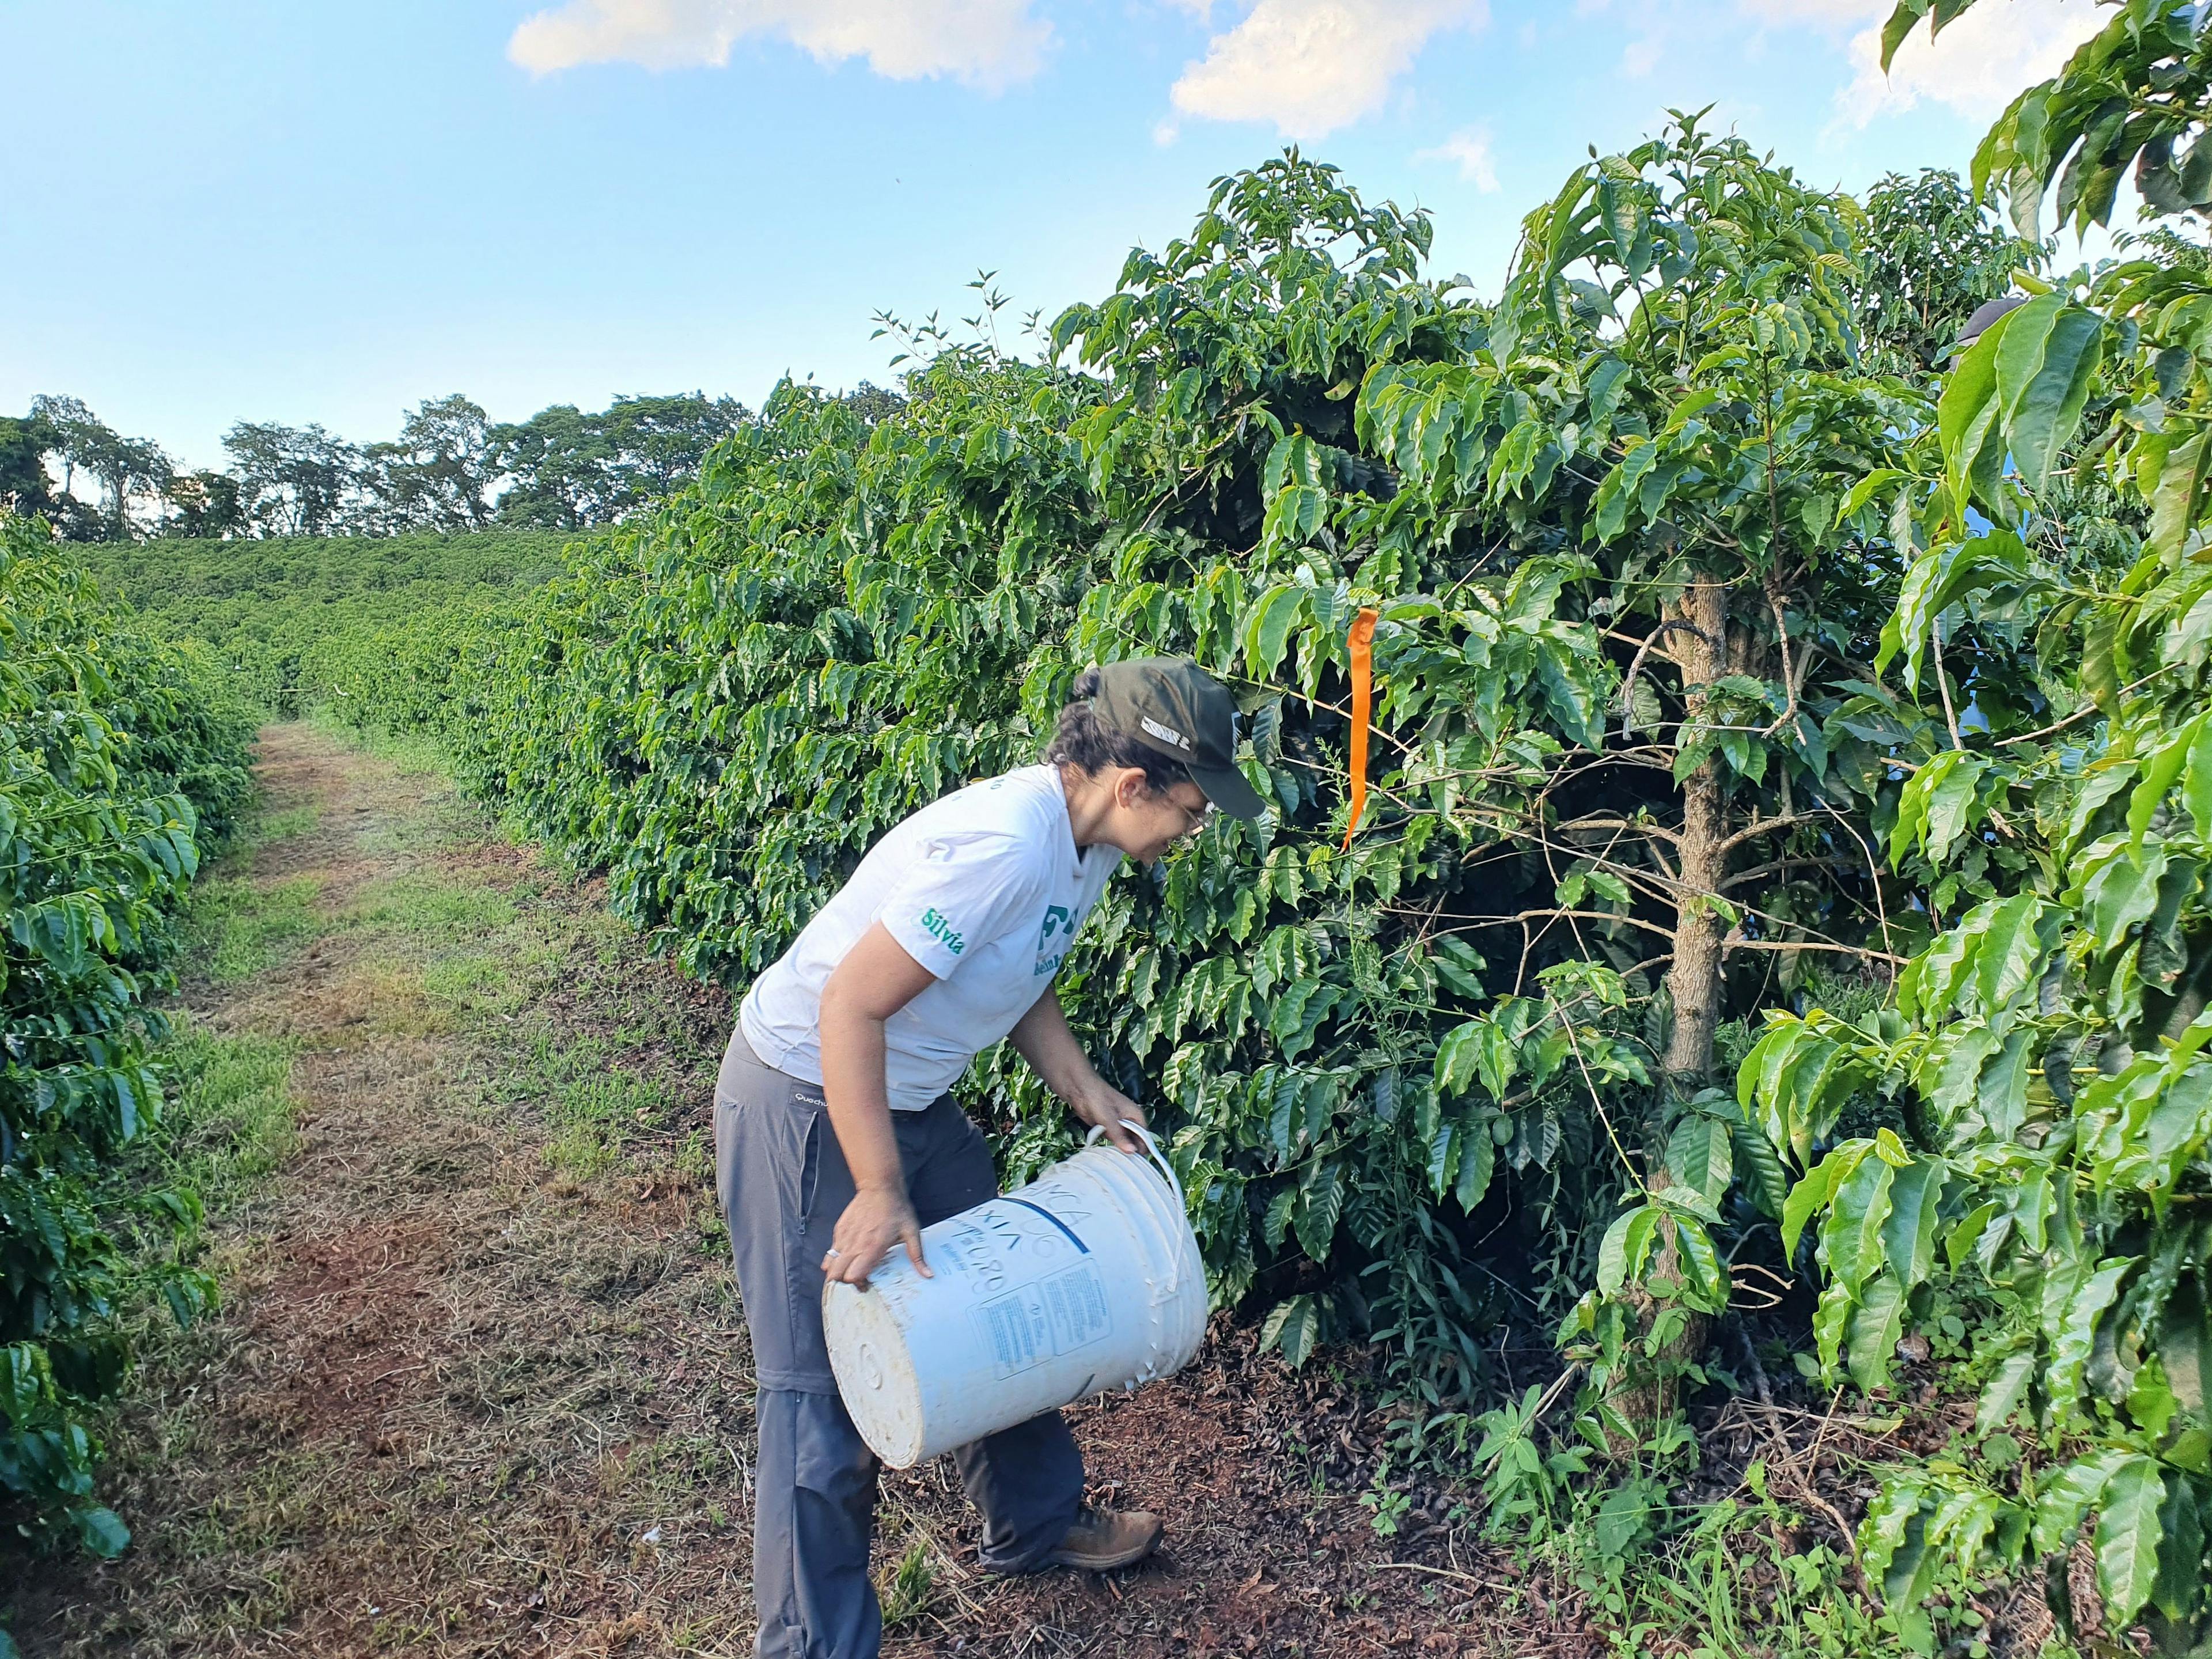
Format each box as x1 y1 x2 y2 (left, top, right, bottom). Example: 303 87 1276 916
9 725 1518 1659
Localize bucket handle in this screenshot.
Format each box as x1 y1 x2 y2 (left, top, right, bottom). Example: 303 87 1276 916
1084 1119 1187 1315
1084 1119 1185 1211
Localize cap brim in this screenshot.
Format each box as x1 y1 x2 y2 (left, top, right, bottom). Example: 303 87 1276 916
1191 760 1268 820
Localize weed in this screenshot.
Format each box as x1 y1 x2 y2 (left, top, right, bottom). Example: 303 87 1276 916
673 1128 714 1185
878 1537 937 1627
225 802 320 850
1359 1458 1413 1536
308 713 451 779
544 1070 669 1176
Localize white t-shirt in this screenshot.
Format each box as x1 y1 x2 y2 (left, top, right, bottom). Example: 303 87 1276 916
738 766 1124 1111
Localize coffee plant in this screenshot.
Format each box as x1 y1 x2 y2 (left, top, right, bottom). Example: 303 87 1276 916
1728 0 2212 1642
57 2 2212 1638
302 132 1968 1422
0 513 253 1554
259 38 2212 1635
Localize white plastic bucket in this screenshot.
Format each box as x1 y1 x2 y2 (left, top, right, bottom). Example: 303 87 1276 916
822 1123 1208 1468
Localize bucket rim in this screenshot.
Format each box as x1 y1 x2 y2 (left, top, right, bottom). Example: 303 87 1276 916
1081 1120 1184 1209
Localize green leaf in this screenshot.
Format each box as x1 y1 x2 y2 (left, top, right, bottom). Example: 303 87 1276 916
2047 1258 2135 1421
1846 1276 1908 1392
2184 716 2212 837
74 1505 130 1558
1243 585 1308 680
1665 1112 1733 1204
1946 1200 1999 1272
1897 749 1987 865
1455 1129 1495 1212
1938 311 2009 514
1972 895 2055 1014
1879 1159 1944 1290
1673 1215 1730 1309
1782 1150 1844 1262
1859 1477 1927 1590
2152 434 2211 562
2084 847 2166 950
1976 1026 2036 1142
1732 1116 1789 1219
1993 296 2103 491
2160 1278 2210 1416
1976 1350 2037 1436
2153 1473 2203 1624
1260 1294 1321 1369
1597 1205 1660 1297
2033 1452 2122 1556
1825 1148 1896 1297
2131 715 2203 844
1434 1020 1484 1097
2094 1457 2166 1627
1293 1160 1343 1262
1877 0 1931 70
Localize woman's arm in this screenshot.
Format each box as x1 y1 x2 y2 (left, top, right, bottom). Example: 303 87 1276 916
1007 991 1149 1154
818 922 938 1286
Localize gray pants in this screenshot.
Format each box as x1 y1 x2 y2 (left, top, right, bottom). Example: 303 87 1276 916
714 1031 1085 1659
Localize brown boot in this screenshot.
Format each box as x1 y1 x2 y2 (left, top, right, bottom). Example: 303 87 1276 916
1046 1505 1163 1571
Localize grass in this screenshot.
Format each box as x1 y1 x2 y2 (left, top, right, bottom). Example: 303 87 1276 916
143 1022 300 1213
879 1537 939 1627
417 949 532 1018
493 1030 681 1177
185 873 325 983
347 871 517 940
241 803 319 847
307 712 454 781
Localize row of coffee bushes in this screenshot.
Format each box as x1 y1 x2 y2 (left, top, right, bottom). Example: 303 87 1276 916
70 531 579 718
301 150 1892 1402
1 513 255 1554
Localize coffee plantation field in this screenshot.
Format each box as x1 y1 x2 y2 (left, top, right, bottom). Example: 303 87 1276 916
14 2 2212 1651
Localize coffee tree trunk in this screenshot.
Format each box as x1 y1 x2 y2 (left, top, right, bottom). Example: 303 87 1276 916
1612 578 1733 1441
1661 577 1732 1093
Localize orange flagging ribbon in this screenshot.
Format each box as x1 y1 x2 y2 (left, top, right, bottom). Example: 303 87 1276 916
1342 606 1380 853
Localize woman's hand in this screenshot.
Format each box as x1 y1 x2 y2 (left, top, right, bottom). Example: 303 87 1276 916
824 1184 933 1285
1009 993 1150 1155
1069 1080 1149 1154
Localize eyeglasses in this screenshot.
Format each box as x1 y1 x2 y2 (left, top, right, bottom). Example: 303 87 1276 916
1169 796 1218 838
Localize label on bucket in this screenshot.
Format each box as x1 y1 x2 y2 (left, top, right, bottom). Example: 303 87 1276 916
974 1264 1113 1378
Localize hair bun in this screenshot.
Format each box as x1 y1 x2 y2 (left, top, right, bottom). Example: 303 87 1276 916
1070 668 1103 700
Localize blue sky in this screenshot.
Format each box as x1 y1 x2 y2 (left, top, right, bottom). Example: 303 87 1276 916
2 0 2104 470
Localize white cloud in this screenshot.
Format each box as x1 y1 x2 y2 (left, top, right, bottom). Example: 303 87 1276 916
1737 0 1884 24
507 0 1052 89
1415 127 1500 192
1621 36 1661 77
1166 0 1490 139
1737 0 2105 124
1835 0 2103 124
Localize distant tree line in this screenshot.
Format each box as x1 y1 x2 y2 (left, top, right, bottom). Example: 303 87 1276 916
0 385 905 541
0 168 2021 547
